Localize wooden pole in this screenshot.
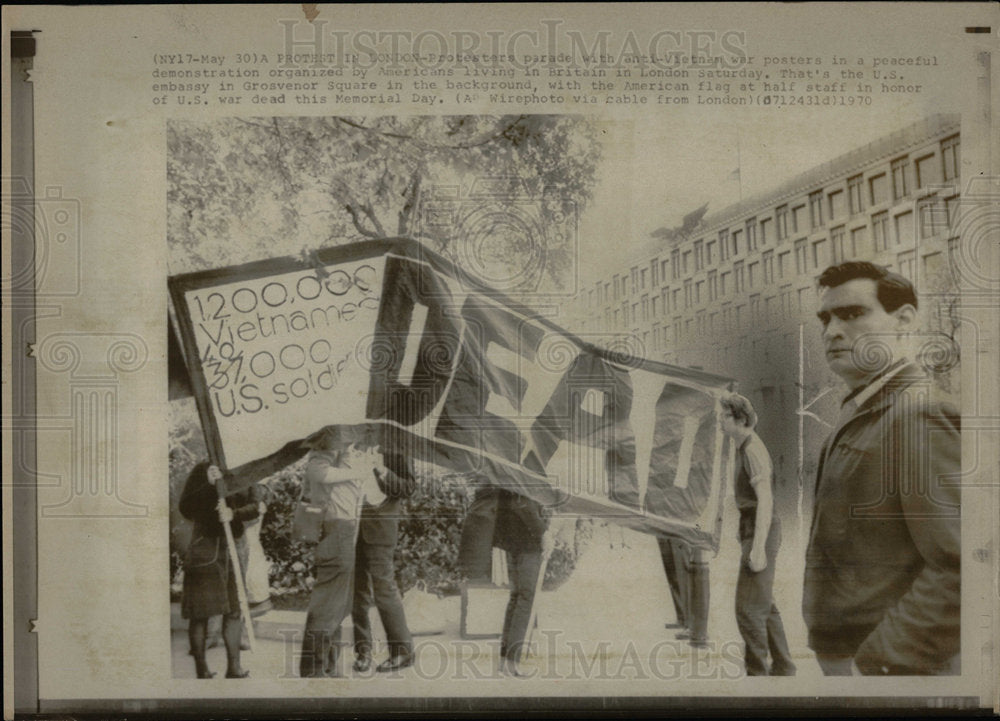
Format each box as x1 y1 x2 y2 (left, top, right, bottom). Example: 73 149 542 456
215 474 256 653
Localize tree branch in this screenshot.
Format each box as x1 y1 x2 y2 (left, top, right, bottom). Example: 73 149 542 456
345 204 380 238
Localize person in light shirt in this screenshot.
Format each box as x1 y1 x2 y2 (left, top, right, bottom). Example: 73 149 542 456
298 442 387 678
719 393 796 676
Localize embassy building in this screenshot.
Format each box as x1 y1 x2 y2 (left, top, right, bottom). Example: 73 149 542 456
567 114 961 527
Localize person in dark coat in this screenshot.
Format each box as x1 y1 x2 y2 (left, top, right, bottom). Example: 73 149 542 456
179 461 262 679
805 262 960 675
351 452 417 673
459 484 551 676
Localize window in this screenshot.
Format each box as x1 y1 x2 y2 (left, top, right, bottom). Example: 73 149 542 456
612 274 620 300
661 287 670 314
694 240 704 271
812 238 830 270
809 191 824 228
673 318 682 345
719 230 730 261
778 251 790 279
682 250 692 275
897 250 916 282
776 205 789 242
918 198 943 239
734 261 745 294
794 239 808 274
798 287 810 313
708 270 718 301
632 302 639 325
696 310 707 336
869 173 888 206
760 217 772 246
780 285 794 317
641 295 649 322
872 211 889 251
830 225 847 262
652 295 660 318
762 250 775 284
792 205 805 234
828 189 846 221
895 211 914 246
661 259 670 283
764 295 775 325
631 266 639 294
731 229 742 257
684 279 693 309
941 134 960 181
719 272 730 297
891 156 910 200
748 261 759 288
848 174 864 215
641 267 648 290
672 288 680 310
650 259 659 287
945 195 961 229
705 239 716 267
671 249 681 280
746 218 758 252
604 282 611 303
695 280 704 305
614 309 620 325
851 226 868 257
915 153 937 189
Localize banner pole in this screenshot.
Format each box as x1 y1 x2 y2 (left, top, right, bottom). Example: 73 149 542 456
215 474 257 654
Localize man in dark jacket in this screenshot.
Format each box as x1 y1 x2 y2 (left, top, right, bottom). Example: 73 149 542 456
804 262 960 675
351 451 417 673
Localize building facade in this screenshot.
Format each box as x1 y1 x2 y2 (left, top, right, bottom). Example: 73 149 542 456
568 115 961 527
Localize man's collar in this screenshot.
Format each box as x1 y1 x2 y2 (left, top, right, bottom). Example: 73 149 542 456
842 358 909 410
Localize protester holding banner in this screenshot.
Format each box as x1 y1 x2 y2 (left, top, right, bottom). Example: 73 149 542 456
719 394 796 677
352 452 418 674
179 462 261 679
298 442 385 678
459 484 552 676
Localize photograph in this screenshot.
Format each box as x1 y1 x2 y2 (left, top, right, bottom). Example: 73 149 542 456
3 3 997 717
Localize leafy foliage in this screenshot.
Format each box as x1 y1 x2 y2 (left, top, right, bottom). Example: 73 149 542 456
167 115 602 292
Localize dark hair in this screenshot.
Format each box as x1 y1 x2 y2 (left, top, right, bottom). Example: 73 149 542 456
817 261 918 312
720 393 757 429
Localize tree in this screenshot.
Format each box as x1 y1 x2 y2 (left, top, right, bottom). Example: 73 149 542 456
167 115 602 292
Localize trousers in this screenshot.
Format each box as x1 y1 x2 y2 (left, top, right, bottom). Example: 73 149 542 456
735 519 795 676
300 519 357 677
500 549 542 663
352 534 412 658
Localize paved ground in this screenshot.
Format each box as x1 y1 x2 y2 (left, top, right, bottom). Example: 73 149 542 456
172 508 823 687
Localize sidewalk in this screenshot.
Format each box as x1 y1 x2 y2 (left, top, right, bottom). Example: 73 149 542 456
171 519 822 684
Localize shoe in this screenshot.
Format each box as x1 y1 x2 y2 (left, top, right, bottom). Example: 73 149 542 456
376 653 414 672
353 656 372 673
225 669 250 678
674 630 691 640
196 668 216 679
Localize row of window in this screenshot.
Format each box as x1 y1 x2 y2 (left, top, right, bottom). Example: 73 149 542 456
589 196 958 321
590 133 960 308
592 241 957 335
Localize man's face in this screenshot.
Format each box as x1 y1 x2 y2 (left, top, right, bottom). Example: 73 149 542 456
816 278 912 387
719 410 742 438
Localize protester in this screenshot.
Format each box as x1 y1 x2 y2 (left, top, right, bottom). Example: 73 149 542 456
179 461 261 679
719 393 796 676
656 536 689 634
298 442 385 678
459 484 553 676
804 261 960 675
352 452 418 674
